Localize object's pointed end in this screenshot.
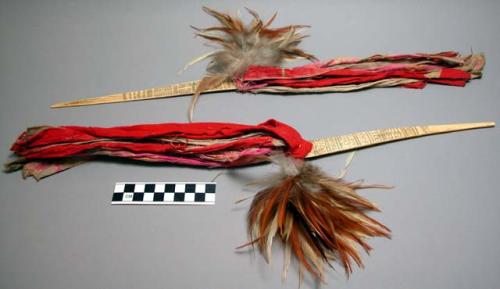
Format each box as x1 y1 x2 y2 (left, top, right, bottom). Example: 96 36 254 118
50 98 106 108
48 80 237 109
50 102 67 109
477 121 494 127
428 121 495 132
473 121 495 128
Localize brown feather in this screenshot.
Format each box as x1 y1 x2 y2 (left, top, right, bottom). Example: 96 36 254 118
240 156 391 282
188 75 226 121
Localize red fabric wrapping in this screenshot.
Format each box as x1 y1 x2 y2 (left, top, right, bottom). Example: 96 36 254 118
238 51 483 91
7 119 313 179
11 119 312 160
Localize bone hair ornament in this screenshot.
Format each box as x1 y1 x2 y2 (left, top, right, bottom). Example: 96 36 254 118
50 8 485 122
4 119 494 282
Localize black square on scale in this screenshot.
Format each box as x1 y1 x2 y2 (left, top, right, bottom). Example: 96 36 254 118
145 184 155 192
124 184 135 192
185 184 196 193
133 193 144 201
112 193 123 202
205 184 216 193
194 193 205 202
153 193 164 202
164 184 176 192
174 193 185 202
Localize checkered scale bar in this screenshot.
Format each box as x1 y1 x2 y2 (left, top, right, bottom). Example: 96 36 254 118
111 182 216 205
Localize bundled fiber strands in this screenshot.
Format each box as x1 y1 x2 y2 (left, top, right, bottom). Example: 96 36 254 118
239 51 484 93
5 120 310 180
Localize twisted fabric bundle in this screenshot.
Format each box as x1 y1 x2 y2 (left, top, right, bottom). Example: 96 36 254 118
239 51 484 93
5 119 310 180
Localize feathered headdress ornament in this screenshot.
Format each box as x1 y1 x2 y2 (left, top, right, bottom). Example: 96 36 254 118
5 119 494 282
51 8 485 122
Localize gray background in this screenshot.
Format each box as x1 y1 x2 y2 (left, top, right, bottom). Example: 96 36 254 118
1 0 499 288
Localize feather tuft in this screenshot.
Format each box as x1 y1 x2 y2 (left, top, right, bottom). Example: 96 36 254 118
187 7 316 121
239 156 391 282
195 7 316 78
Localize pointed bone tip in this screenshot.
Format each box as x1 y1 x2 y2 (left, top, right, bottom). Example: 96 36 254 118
51 100 84 108
50 103 65 108
50 100 96 108
431 121 495 131
459 121 495 129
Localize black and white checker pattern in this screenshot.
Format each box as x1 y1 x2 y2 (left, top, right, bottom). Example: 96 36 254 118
111 182 216 205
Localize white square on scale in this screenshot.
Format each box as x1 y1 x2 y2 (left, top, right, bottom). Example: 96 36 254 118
114 183 125 193
134 184 145 192
195 184 205 193
144 193 154 202
175 184 185 193
205 194 215 203
154 183 165 192
123 193 134 202
185 193 195 202
164 193 175 202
